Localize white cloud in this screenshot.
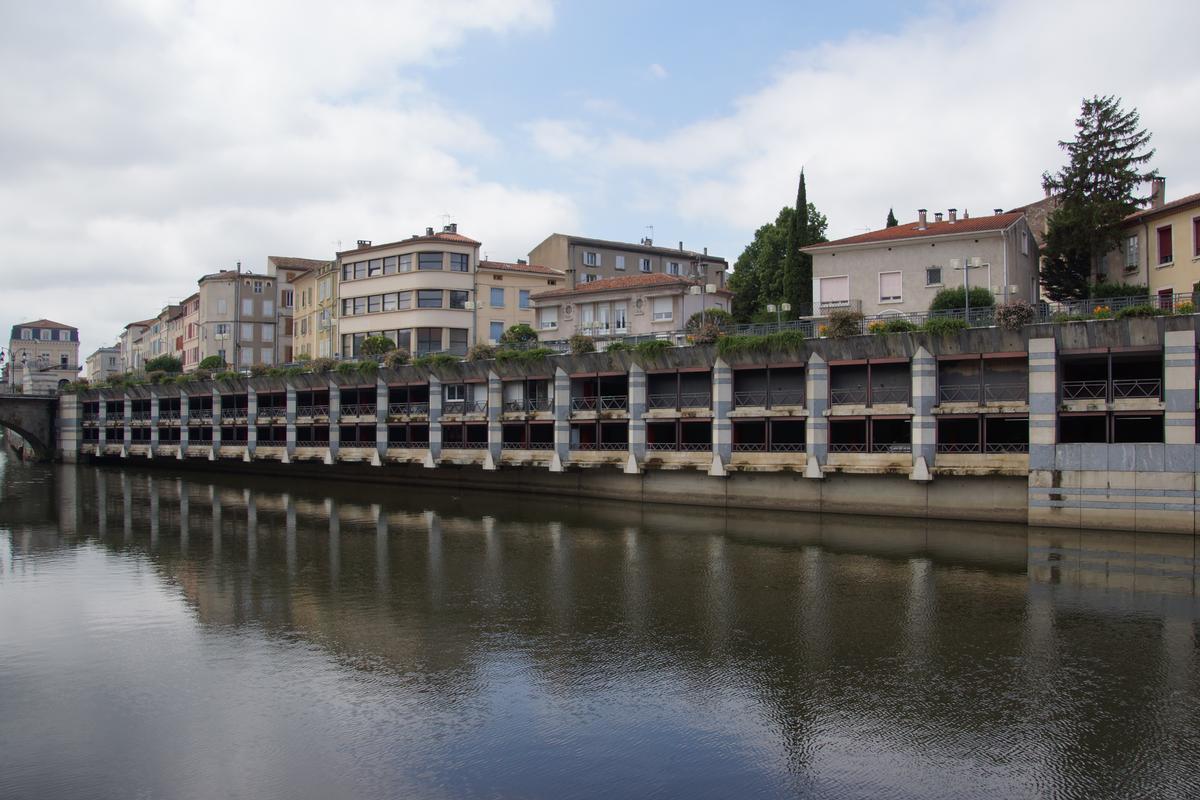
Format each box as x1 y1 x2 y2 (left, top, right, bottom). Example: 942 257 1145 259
524 119 597 161
648 63 668 80
558 0 1200 246
0 0 572 357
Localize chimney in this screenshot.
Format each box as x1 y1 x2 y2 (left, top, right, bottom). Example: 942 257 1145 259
948 208 957 223
679 241 684 251
918 209 927 230
703 247 708 256
963 209 969 219
517 258 527 265
1151 177 1166 208
426 227 434 236
994 208 1003 215
934 212 943 223
356 239 371 248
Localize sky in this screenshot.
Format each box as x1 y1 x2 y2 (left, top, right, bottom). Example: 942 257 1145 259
2 0 1198 359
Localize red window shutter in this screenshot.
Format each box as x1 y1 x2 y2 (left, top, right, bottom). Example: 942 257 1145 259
1158 226 1173 263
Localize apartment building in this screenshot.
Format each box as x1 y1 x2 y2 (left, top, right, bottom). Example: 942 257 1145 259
84 346 121 383
476 260 566 344
803 208 1040 317
336 225 481 357
293 261 339 359
531 273 731 341
267 256 329 363
6 319 80 389
528 233 729 290
1096 180 1200 303
118 318 154 373
196 269 279 367
179 293 201 370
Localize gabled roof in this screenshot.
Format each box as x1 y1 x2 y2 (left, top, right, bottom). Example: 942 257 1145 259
478 260 565 277
1124 191 1200 224
125 318 157 330
267 256 331 272
532 273 730 300
13 318 76 330
805 211 1025 251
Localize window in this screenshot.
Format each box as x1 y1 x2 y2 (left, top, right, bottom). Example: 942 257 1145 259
383 256 398 275
396 331 411 353
419 252 443 270
879 271 902 302
368 258 383 277
59 329 72 341
253 280 264 294
640 258 652 272
816 275 850 307
263 299 274 316
584 251 599 266
583 273 598 283
1158 225 1173 265
262 324 274 342
652 296 673 322
383 293 398 312
242 298 253 316
260 349 274 365
614 302 628 332
398 291 412 310
319 279 330 300
217 298 228 315
1020 230 1029 256
60 354 68 367
354 262 367 280
1193 217 1200 258
39 328 51 340
1125 235 1139 269
449 253 469 272
417 290 443 308
20 328 31 339
239 348 253 366
241 323 254 341
490 321 504 342
399 254 412 272
538 306 558 330
300 319 308 335
449 290 469 309
214 323 230 337
448 329 468 355
445 383 465 402
281 289 294 308
354 297 366 315
416 328 441 354
615 255 626 271
342 298 353 316
490 287 505 307
667 261 680 275
926 266 942 286
519 289 530 309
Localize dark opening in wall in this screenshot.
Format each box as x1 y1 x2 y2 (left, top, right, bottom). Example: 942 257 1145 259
529 423 553 444
466 424 488 444
937 416 979 451
770 419 806 447
387 424 409 445
647 421 676 447
830 418 867 451
1112 414 1163 443
599 421 628 445
732 420 766 448
158 427 181 442
679 421 711 447
1059 414 1106 443
502 423 525 445
984 416 1028 451
189 426 213 442
871 418 911 450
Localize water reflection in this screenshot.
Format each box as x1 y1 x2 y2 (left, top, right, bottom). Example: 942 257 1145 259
1 453 1198 800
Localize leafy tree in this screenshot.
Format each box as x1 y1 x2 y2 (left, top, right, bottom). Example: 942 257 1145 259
728 194 827 323
361 335 395 356
145 355 182 373
1041 95 1156 300
929 286 994 311
198 355 225 370
886 208 899 228
499 323 538 344
685 308 733 331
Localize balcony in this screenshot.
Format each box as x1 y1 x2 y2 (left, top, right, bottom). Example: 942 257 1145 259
731 442 806 453
571 396 628 412
219 408 247 422
256 406 286 419
387 402 429 416
443 400 487 415
297 405 330 418
503 398 553 413
501 440 554 450
570 442 628 451
647 392 712 410
1061 379 1160 402
830 387 868 405
339 403 377 417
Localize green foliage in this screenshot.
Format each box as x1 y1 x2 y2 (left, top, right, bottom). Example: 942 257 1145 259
886 208 899 228
633 339 672 357
198 355 225 370
781 170 815 310
716 329 808 359
190 368 212 382
249 364 270 377
685 308 733 331
728 200 828 322
383 349 410 369
293 353 311 362
868 318 917 335
1174 301 1195 315
568 334 596 355
1114 304 1165 319
687 320 723 344
145 355 183 373
361 335 395 356
929 286 995 311
213 371 239 381
1050 312 1090 323
921 317 968 335
602 341 633 352
308 357 337 374
1041 95 1157 300
335 361 361 375
1088 280 1147 300
146 370 169 384
412 354 461 368
495 347 555 363
824 309 864 338
357 360 378 377
283 366 306 377
994 301 1036 331
466 343 497 362
61 380 90 393
498 323 538 345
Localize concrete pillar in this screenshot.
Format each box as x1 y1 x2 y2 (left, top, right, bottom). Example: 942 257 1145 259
485 370 502 469
1027 337 1058 526
627 363 647 465
58 395 80 462
327 379 340 460
711 358 732 475
179 388 190 455
211 387 222 453
149 390 160 453
1163 329 1196 446
285 383 297 460
426 375 442 464
910 346 935 481
376 376 388 460
551 367 569 471
122 393 133 451
804 353 828 479
246 384 258 457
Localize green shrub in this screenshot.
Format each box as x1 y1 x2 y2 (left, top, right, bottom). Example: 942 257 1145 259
146 370 169 384
189 368 212 382
922 317 968 335
198 355 226 370
1089 280 1146 300
603 341 633 352
687 320 724 344
1050 312 1089 323
412 353 461 368
249 364 270 377
568 334 596 355
361 335 395 356
309 357 337 374
357 360 378 377
383 349 410 369
265 367 286 377
145 355 183 373
825 309 864 338
466 343 497 362
293 353 311 362
335 361 361 375
929 286 995 311
498 323 539 345
283 366 306 377
1114 304 1165 319
685 308 733 332
994 301 1036 331
634 339 672 357
868 318 918 335
716 329 808 359
213 371 239 381
1174 301 1196 315
495 347 555 363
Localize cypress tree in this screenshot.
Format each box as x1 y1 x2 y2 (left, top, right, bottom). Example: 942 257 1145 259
886 208 899 228
781 171 811 313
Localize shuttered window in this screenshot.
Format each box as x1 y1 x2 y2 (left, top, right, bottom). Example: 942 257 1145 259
879 271 902 302
1157 225 1173 265
819 276 849 305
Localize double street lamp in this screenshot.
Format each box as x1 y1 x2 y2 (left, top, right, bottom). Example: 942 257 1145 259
950 257 985 318
765 302 792 326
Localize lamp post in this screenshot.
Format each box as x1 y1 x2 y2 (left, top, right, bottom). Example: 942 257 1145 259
765 302 792 327
950 257 984 321
689 283 719 329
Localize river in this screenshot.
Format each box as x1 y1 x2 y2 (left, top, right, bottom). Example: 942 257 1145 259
0 447 1198 799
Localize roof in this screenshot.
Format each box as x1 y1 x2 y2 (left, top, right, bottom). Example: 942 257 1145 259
267 256 330 272
805 211 1025 250
543 233 728 265
336 230 481 258
125 318 157 330
478 260 565 277
198 269 273 283
12 318 76 330
1124 191 1200 224
532 273 731 301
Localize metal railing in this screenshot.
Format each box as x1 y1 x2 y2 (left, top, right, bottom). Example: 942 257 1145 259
734 390 767 407
256 439 286 447
985 382 1028 402
830 388 868 405
570 442 628 451
501 441 554 450
442 400 486 415
297 440 329 448
870 442 912 453
441 440 486 449
986 442 1029 453
937 442 981 453
131 412 151 421
189 410 214 423
871 386 910 404
1112 378 1161 399
732 442 805 452
388 402 428 415
769 388 805 406
1061 380 1108 400
340 403 377 417
159 410 181 420
339 441 376 448
297 405 330 417
256 406 286 418
571 395 628 411
829 442 868 453
220 408 246 421
938 385 980 404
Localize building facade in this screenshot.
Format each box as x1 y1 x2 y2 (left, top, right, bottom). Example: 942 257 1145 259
293 261 340 360
118 319 154 373
6 319 80 389
528 234 729 290
336 226 481 357
267 256 329 364
531 273 731 341
803 209 1040 317
476 260 566 344
196 270 279 368
84 346 121 383
1096 181 1200 302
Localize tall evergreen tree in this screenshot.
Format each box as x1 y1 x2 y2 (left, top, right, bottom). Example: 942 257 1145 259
886 208 899 228
1040 95 1156 300
728 198 828 323
781 171 815 312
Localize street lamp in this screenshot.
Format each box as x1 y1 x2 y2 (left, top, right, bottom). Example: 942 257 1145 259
689 283 719 328
950 257 984 320
765 302 792 326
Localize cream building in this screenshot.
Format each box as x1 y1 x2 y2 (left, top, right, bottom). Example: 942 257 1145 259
118 318 154 373
293 261 339 359
6 319 80 389
528 233 729 290
476 260 566 344
84 346 121 383
196 269 279 368
179 293 201 370
267 256 328 364
1097 180 1200 302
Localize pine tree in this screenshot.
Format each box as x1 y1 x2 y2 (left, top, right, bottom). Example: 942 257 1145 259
1040 95 1156 300
781 171 816 312
886 208 898 228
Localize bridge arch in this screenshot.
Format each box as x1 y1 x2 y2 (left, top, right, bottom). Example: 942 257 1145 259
0 396 57 460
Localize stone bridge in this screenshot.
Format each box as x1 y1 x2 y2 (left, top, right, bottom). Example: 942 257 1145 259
0 394 57 460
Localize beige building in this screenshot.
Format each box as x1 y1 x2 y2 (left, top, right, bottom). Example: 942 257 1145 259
293 261 339 359
84 346 121 383
179 293 201 370
267 256 328 363
196 269 279 368
6 319 80 389
803 208 1040 317
118 318 154 373
528 233 729 290
476 260 566 344
336 225 481 357
1097 180 1200 302
531 273 731 342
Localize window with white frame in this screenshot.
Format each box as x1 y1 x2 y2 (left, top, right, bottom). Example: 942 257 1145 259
214 323 230 337
652 296 673 321
583 273 599 283
639 258 651 272
1020 230 1029 256
925 266 942 286
281 289 294 308
613 302 628 332
217 298 228 315
519 289 530 309
816 275 849 307
239 348 253 366
615 255 626 271
253 280 264 294
242 298 253 316
20 328 31 339
40 329 51 341
1125 235 1139 269
263 299 274 316
240 323 254 341
490 287 504 307
489 321 503 343
260 349 274 365
262 324 274 342
667 261 680 275
879 271 902 303
583 251 599 266
538 306 558 330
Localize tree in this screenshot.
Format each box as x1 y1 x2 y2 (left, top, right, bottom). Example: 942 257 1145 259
198 355 225 370
781 170 812 311
1040 95 1156 300
886 208 899 228
728 193 828 323
361 335 395 356
145 354 182 373
499 323 538 345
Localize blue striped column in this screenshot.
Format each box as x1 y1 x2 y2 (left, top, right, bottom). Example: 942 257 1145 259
628 363 646 467
1163 330 1196 447
284 383 296 461
485 370 502 470
804 353 828 479
210 387 221 458
711 358 731 474
149 389 160 456
246 385 257 458
427 375 442 465
122 393 132 454
375 376 388 462
178 388 189 458
910 346 935 481
59 394 80 462
551 367 569 471
1027 337 1059 526
327 379 340 462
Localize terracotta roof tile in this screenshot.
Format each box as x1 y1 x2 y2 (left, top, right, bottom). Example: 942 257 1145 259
478 260 565 277
267 256 331 272
1124 191 1200 223
807 212 1025 250
532 273 730 300
13 318 76 330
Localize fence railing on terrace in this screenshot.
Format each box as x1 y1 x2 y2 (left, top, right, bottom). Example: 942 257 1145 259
388 402 428 415
297 405 330 417
256 406 286 418
571 396 628 411
339 403 377 417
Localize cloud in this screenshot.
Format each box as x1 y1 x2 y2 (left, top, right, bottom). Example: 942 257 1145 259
648 63 668 80
0 0 572 356
557 0 1200 244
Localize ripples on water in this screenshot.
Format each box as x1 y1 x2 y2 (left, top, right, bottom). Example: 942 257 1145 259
0 449 1197 799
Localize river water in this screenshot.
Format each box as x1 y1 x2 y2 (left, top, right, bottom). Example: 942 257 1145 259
0 448 1198 800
